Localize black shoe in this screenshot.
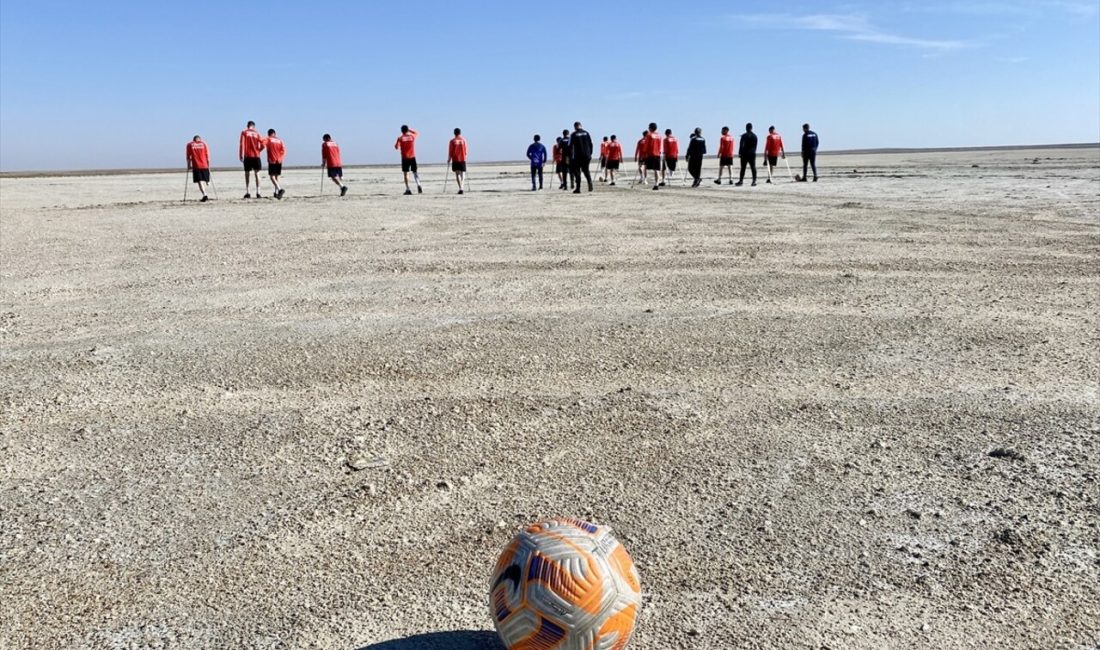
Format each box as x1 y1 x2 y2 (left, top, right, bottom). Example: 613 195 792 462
417 186 423 194
404 189 412 195
735 181 743 186
458 190 464 195
531 187 537 191
243 193 251 199
713 179 721 185
610 181 616 186
766 179 772 184
652 185 659 191
659 182 666 187
813 177 819 182
573 188 581 194
340 186 348 196
728 180 734 185
200 195 209 202
278 188 285 198
751 181 757 187
559 184 566 190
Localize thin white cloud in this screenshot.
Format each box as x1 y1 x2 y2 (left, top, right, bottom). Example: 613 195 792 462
902 1 1099 17
739 12 972 51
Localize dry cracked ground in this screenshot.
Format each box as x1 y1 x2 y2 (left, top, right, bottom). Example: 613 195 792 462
1 148 1098 649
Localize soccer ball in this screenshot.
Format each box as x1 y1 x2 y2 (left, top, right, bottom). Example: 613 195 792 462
489 518 641 649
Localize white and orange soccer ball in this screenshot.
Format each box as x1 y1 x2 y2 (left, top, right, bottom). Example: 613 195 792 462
489 518 641 650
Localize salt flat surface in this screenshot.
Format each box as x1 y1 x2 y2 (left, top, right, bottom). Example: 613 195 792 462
1 148 1098 649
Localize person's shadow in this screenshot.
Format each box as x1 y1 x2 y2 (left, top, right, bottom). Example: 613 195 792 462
357 630 504 650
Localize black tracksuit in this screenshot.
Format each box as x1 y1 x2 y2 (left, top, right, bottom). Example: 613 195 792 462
570 129 594 191
686 135 707 184
739 131 758 183
801 130 820 180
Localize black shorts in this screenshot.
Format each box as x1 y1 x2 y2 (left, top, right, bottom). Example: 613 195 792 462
402 157 418 173
268 162 283 176
192 168 210 183
606 159 620 170
664 157 678 171
555 162 568 173
451 161 466 172
243 157 262 172
720 156 734 166
599 156 607 167
766 156 778 167
645 156 661 171
327 166 343 178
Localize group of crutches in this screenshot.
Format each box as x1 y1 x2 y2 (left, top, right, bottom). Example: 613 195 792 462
627 156 796 188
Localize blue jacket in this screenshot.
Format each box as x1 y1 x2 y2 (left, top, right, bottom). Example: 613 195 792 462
527 142 547 166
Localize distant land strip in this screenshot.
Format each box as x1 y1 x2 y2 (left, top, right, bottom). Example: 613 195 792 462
2 143 1097 178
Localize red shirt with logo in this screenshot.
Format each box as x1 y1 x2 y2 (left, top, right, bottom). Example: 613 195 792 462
264 137 286 164
646 132 662 158
718 134 736 158
239 127 264 159
765 133 785 156
663 136 679 158
186 141 210 169
606 141 623 162
448 136 467 162
322 141 342 168
395 130 418 158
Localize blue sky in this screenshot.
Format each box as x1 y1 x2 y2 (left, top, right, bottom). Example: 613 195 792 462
1 0 1098 170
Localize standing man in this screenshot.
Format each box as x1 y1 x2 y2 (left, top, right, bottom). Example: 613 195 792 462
553 137 568 190
643 122 662 190
715 126 735 185
736 122 758 187
685 127 706 188
569 121 595 194
633 132 647 185
321 133 348 196
559 129 573 190
661 128 679 186
264 128 286 199
395 125 422 195
598 136 610 182
801 123 820 182
239 120 265 198
605 135 623 185
447 128 468 195
527 134 547 191
763 126 786 183
185 135 211 202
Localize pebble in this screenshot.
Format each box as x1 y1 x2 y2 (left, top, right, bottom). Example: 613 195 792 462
347 456 389 471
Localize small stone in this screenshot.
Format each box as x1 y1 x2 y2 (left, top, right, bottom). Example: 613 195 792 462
988 448 1024 461
347 455 389 471
905 509 922 520
437 480 453 491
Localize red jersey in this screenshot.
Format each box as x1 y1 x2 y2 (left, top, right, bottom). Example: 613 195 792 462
264 137 286 164
718 134 736 158
634 138 646 160
448 136 467 163
322 141 342 168
645 132 662 158
186 141 210 169
552 144 562 163
239 127 264 159
600 141 610 158
395 129 418 159
663 136 679 158
606 141 623 162
765 133 784 156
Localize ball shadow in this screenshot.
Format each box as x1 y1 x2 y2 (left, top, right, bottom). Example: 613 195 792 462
357 630 504 650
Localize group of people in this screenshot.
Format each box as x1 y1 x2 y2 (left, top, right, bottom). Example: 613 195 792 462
183 121 820 201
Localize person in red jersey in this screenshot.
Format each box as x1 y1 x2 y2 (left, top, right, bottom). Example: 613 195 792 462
447 127 468 195
395 125 422 195
715 126 735 185
239 120 265 199
321 133 348 196
763 125 786 183
643 123 663 190
264 129 286 199
605 134 623 186
552 138 568 190
185 135 211 202
661 128 680 186
598 136 610 182
633 132 648 185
